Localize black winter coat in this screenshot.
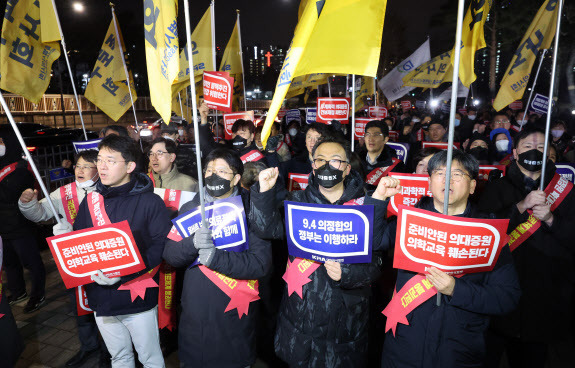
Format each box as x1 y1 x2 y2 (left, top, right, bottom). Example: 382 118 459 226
73 173 172 316
477 161 575 342
162 188 272 368
266 171 390 368
382 197 521 368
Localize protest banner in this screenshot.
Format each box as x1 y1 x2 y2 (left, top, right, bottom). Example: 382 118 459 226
368 106 388 119
354 118 371 139
277 110 288 119
76 285 92 316
223 111 255 140
288 173 310 192
478 165 507 181
530 93 550 114
556 163 575 183
386 142 409 163
509 100 523 110
305 108 317 124
47 220 145 288
284 201 374 263
387 173 431 216
203 71 234 113
316 97 350 123
73 139 101 153
400 100 412 111
286 109 302 123
422 141 460 150
394 206 509 275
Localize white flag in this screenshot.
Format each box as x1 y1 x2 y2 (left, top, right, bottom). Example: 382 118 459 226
379 39 431 101
438 79 469 100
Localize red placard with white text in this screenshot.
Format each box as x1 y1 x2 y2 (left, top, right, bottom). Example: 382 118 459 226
422 141 461 150
401 100 412 111
394 206 509 275
478 165 507 181
278 110 287 119
369 106 388 119
509 100 523 110
387 173 431 217
316 97 350 123
47 221 145 289
288 173 310 192
203 72 234 113
354 118 370 139
223 111 255 140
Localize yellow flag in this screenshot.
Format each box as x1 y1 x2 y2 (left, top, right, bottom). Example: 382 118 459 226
355 76 375 112
493 0 559 112
219 17 244 111
286 73 329 99
262 0 386 147
85 19 137 122
0 0 61 103
402 50 454 88
172 5 214 95
39 0 61 43
144 0 179 124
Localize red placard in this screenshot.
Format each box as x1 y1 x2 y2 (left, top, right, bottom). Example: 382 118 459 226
388 173 431 216
422 141 460 150
203 71 234 113
394 206 509 275
509 100 523 110
76 285 93 316
47 221 145 289
277 110 287 119
400 100 412 111
354 118 371 139
478 165 507 181
458 108 467 115
388 130 399 142
288 173 310 192
316 97 350 123
223 111 255 140
368 106 388 119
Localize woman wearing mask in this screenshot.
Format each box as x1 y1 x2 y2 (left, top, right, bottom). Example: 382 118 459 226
550 121 573 161
466 133 491 165
490 128 513 163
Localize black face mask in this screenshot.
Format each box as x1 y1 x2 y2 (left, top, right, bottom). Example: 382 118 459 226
518 149 544 172
469 147 488 161
205 174 232 197
231 135 248 150
314 163 344 189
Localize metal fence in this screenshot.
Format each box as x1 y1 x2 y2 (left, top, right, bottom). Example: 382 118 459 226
31 143 77 194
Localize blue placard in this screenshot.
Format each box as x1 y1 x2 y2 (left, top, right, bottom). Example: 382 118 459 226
49 167 74 181
386 142 409 163
415 100 426 109
556 164 575 183
306 108 317 124
73 139 101 153
284 201 374 264
530 93 549 115
172 196 248 267
286 109 302 123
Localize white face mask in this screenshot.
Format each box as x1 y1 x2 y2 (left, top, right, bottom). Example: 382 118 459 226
289 128 298 137
495 140 509 152
412 118 421 123
468 115 476 121
178 129 184 136
76 173 98 189
0 145 5 157
551 129 564 138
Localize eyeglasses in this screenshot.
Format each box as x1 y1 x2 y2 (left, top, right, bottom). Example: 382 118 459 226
364 132 384 139
74 165 96 171
147 151 169 158
493 120 510 125
204 167 235 177
432 169 471 182
96 158 126 167
313 158 348 170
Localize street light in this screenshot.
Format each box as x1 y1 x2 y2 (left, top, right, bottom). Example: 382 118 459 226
430 99 439 108
73 2 84 12
473 99 480 106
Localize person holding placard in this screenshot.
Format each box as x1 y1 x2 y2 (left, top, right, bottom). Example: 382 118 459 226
382 150 520 368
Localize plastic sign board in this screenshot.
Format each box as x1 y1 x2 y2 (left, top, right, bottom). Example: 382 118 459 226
316 97 350 123
73 139 101 153
387 173 431 216
354 118 371 139
368 106 388 119
203 71 234 113
386 142 409 163
223 111 255 140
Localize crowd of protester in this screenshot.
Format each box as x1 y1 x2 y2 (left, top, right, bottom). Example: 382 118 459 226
0 100 574 368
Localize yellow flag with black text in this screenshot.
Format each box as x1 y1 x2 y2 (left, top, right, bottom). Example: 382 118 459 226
403 51 454 88
85 19 137 122
493 0 558 111
144 0 179 124
0 0 61 103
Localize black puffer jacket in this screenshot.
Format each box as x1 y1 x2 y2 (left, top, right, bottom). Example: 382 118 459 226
73 173 172 316
162 187 272 368
265 171 391 368
382 197 521 368
477 161 575 342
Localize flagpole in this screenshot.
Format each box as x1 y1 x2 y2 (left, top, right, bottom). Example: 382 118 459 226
346 75 350 98
373 77 378 106
236 10 248 111
439 0 466 307
351 74 356 152
210 1 219 135
540 0 563 190
49 0 88 141
183 0 206 224
178 92 185 118
520 49 548 131
0 93 62 225
110 4 143 151
328 77 332 98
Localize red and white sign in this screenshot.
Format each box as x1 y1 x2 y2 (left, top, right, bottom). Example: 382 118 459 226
388 173 431 216
388 131 399 142
203 71 234 113
509 100 523 110
316 97 350 123
222 111 255 140
394 206 509 275
76 285 92 316
47 221 145 289
369 106 388 119
400 100 412 111
288 173 310 192
458 108 467 115
354 118 371 139
478 165 507 181
241 150 265 164
422 141 460 150
277 110 287 119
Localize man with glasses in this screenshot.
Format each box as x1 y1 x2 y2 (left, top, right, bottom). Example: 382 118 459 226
382 149 520 368
489 114 512 135
361 120 405 188
19 149 109 367
147 137 198 193
73 135 171 368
